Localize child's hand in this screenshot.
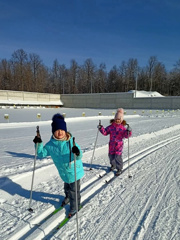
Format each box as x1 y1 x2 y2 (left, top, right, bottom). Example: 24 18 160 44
97 124 102 129
33 136 42 144
72 146 80 156
126 125 132 132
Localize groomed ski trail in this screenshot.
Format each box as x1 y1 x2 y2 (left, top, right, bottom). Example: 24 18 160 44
67 136 180 240
8 133 180 240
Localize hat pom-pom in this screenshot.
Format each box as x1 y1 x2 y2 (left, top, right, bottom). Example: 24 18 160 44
117 108 124 114
52 113 64 121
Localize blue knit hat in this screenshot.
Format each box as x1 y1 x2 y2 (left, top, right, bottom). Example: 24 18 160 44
51 114 67 133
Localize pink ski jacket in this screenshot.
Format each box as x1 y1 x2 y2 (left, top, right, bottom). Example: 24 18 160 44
100 122 132 155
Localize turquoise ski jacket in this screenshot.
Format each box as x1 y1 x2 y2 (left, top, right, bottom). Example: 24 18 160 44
36 135 84 184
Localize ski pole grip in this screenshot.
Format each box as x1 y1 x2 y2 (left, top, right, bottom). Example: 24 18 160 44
36 126 41 138
73 137 75 147
99 120 101 125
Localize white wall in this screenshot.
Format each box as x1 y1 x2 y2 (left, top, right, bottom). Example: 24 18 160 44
0 90 63 106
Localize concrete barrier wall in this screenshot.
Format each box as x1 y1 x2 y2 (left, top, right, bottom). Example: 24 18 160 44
1 90 180 109
61 93 134 109
61 93 180 109
23 92 36 101
132 97 178 109
0 90 62 105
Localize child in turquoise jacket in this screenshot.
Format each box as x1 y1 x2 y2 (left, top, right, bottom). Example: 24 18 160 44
33 113 84 217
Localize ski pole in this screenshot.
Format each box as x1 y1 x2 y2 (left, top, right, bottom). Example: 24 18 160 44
89 120 101 170
28 126 40 212
126 124 132 179
73 137 80 240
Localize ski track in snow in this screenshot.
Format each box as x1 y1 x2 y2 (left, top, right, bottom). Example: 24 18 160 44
1 114 180 240
55 134 180 240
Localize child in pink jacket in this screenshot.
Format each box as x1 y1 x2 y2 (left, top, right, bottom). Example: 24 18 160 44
99 108 132 176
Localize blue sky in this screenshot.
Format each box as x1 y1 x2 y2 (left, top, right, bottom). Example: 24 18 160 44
0 0 180 71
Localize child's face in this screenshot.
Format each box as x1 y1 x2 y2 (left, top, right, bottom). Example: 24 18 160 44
115 117 123 124
54 129 66 139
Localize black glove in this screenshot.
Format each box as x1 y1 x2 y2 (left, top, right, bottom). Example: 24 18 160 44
97 125 102 130
72 146 80 156
33 136 42 144
126 125 132 132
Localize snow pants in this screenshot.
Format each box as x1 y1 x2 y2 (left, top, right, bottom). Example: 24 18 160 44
108 154 123 171
64 180 81 212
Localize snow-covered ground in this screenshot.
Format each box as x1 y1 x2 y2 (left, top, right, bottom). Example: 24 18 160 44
0 107 180 240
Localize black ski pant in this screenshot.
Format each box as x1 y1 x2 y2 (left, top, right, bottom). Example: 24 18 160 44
108 154 123 171
64 180 81 212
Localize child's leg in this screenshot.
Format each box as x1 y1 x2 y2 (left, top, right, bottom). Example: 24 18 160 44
69 180 81 213
115 155 123 170
64 182 70 199
63 182 70 204
108 154 116 168
77 180 81 208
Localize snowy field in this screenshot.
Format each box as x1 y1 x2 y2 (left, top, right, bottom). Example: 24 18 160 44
0 107 180 240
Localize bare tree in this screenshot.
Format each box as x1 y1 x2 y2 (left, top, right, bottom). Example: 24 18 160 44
94 63 107 93
38 65 49 93
173 59 180 73
0 59 12 90
136 68 147 91
59 64 67 94
83 58 96 93
153 62 167 94
11 49 28 91
69 59 79 93
118 61 127 92
50 59 60 93
1 48 180 96
146 56 158 91
167 59 180 96
76 66 87 93
29 53 43 91
125 58 138 91
107 65 119 92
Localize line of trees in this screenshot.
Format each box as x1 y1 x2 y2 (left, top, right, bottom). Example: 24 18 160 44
0 49 180 95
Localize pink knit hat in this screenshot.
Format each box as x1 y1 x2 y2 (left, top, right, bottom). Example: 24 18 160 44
115 108 124 120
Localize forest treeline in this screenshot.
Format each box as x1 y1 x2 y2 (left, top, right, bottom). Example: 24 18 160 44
0 49 180 95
